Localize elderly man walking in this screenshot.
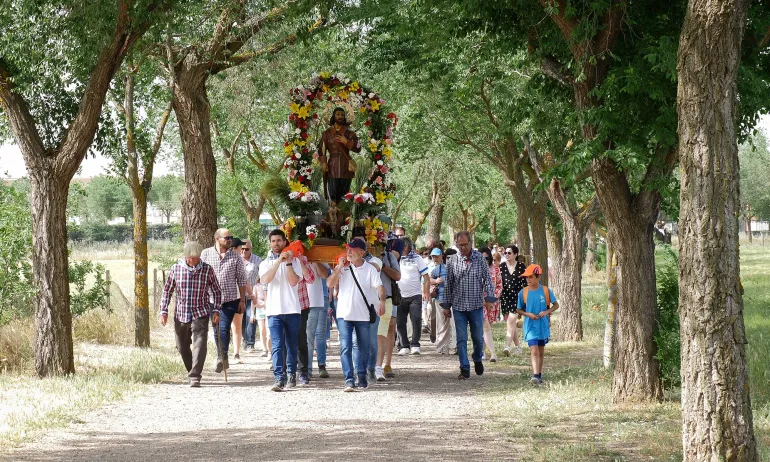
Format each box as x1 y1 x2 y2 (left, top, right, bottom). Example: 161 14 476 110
160 242 222 387
327 239 386 391
441 231 497 379
201 228 247 373
396 237 430 355
240 239 261 352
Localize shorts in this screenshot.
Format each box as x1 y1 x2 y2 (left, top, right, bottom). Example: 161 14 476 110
378 299 394 337
255 308 267 321
527 338 549 347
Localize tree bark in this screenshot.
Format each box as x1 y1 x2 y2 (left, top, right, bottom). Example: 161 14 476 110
515 200 531 261
427 202 445 244
584 224 598 273
172 64 218 246
131 190 151 347
529 196 549 286
677 0 757 458
603 245 617 369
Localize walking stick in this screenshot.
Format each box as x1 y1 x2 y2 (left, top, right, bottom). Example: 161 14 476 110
215 323 228 383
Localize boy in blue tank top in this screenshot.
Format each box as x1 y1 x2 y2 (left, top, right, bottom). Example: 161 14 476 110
516 264 559 385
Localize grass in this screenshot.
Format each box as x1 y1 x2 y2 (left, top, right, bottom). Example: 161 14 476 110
481 241 770 460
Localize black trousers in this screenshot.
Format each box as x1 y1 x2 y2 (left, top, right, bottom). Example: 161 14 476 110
283 308 310 375
397 295 423 349
327 177 353 202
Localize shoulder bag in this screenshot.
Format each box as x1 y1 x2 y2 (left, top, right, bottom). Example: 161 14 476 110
387 252 403 306
350 265 377 323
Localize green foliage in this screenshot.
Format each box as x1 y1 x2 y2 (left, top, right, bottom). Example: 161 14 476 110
68 260 109 317
147 175 183 223
740 132 770 221
83 176 133 224
654 246 680 389
0 184 35 324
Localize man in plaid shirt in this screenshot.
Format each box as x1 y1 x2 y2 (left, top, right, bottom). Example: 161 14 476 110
201 228 247 373
160 242 222 387
440 231 497 380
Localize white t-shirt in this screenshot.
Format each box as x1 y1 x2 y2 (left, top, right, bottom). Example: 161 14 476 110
259 256 303 316
397 253 428 297
336 262 383 322
307 263 328 308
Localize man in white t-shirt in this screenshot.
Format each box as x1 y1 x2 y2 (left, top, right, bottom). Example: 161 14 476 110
327 239 386 392
258 229 302 391
396 237 430 355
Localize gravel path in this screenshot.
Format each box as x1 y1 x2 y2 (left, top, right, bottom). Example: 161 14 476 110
6 334 529 462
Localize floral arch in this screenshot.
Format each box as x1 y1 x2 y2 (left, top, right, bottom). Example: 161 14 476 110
280 72 398 246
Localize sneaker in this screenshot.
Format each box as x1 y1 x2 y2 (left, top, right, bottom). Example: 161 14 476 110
234 353 242 364
502 347 510 357
375 366 385 382
319 365 330 379
450 348 458 355
288 373 297 388
530 375 540 385
458 368 470 380
490 356 498 363
214 361 224 373
513 346 523 355
299 374 310 386
189 379 200 388
411 347 421 355
368 369 376 381
474 361 484 376
384 365 395 378
271 380 284 392
398 348 410 356
358 377 369 389
343 382 356 392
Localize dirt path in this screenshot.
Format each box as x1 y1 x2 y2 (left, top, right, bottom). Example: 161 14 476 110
5 333 531 462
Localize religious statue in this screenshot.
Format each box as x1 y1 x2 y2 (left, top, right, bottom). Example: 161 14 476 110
318 107 361 205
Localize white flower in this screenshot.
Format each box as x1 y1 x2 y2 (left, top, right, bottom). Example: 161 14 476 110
368 93 375 99
295 153 301 159
301 195 308 202
295 128 301 134
377 160 383 166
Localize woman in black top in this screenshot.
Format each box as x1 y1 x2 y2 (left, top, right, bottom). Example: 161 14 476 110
499 244 527 355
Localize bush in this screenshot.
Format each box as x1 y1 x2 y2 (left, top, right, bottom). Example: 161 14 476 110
69 260 110 317
654 246 680 389
0 184 35 325
68 223 182 243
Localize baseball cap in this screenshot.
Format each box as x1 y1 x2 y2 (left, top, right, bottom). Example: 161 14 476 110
520 264 542 277
346 239 367 251
430 247 443 256
231 237 245 248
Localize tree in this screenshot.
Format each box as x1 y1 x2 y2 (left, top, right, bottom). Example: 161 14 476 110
677 0 758 458
0 0 169 376
84 175 134 224
149 174 183 223
739 133 770 224
105 54 173 347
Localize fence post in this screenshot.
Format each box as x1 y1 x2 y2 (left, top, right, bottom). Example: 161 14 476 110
106 270 111 314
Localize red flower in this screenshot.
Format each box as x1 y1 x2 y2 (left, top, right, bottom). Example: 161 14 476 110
301 132 308 139
387 112 396 119
365 120 371 126
313 113 318 119
357 88 363 94
285 141 291 147
355 196 364 203
307 232 316 240
308 94 315 101
375 154 381 160
344 192 354 200
302 148 309 154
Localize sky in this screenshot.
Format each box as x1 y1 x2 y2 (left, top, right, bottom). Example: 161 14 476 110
1 115 768 179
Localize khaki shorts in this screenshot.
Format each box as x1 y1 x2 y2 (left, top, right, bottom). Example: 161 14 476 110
377 299 394 337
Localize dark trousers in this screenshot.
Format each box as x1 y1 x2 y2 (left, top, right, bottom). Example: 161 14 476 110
397 294 423 349
283 308 311 375
242 299 256 347
216 299 239 360
327 177 353 202
174 316 209 381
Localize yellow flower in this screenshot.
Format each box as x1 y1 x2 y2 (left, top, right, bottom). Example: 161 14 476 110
322 85 330 93
297 105 311 119
368 142 378 152
290 102 300 114
359 107 368 114
288 181 309 193
369 99 380 112
320 72 331 79
382 146 392 158
338 90 349 100
350 82 360 91
295 139 306 147
376 191 387 204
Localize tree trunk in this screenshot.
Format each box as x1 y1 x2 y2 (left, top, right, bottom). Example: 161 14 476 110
426 202 444 244
553 219 585 341
677 0 757 458
29 171 75 376
516 203 531 262
172 65 218 246
584 224 597 273
132 190 151 347
530 199 549 287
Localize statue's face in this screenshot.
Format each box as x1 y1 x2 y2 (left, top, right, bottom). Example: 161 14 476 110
334 110 346 124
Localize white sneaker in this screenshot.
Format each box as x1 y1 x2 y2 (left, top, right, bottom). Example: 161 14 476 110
398 348 410 356
375 366 385 382
411 347 421 355
514 346 523 355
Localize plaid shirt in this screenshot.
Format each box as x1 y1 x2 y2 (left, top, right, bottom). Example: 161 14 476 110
244 254 261 287
297 256 316 310
441 250 497 312
201 246 246 303
160 261 222 322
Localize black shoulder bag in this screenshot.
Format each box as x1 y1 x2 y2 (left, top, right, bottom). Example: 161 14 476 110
350 265 377 323
387 252 403 306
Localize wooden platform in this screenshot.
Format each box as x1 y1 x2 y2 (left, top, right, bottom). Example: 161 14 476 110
305 241 345 264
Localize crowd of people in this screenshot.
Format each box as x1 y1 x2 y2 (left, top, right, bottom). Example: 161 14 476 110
159 226 559 390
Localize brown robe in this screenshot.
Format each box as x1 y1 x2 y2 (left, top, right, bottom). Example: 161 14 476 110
318 126 361 180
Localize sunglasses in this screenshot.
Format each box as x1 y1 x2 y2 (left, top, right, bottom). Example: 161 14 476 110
504 251 513 255
220 236 233 240
243 248 252 251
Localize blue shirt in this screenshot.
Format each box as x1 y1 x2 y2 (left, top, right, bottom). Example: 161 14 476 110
517 285 557 342
430 263 447 303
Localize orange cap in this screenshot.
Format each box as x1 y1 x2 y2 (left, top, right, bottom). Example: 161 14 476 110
520 264 542 277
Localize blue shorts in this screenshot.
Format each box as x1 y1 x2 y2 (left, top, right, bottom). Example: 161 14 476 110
527 338 549 347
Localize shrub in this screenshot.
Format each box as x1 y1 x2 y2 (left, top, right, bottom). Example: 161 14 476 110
0 184 35 325
69 260 110 317
654 246 681 389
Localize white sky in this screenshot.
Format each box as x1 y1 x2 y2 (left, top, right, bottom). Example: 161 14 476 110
1 115 768 179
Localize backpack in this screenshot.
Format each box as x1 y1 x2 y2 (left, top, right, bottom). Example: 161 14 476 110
523 285 552 326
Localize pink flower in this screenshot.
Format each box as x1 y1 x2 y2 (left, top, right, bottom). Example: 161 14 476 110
289 170 297 178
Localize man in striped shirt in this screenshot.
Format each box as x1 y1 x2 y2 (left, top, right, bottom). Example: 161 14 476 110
201 228 247 373
160 242 222 387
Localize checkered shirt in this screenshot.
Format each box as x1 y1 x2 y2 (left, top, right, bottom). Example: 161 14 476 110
244 253 261 287
297 256 316 310
201 247 246 303
160 261 222 322
441 250 497 312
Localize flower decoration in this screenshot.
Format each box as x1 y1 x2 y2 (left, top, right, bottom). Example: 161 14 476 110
306 225 318 244
280 217 296 238
362 216 389 246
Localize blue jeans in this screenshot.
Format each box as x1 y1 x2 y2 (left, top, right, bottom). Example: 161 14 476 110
216 300 239 359
268 314 301 382
337 318 370 385
353 315 379 373
242 299 256 347
453 308 484 371
306 306 328 375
